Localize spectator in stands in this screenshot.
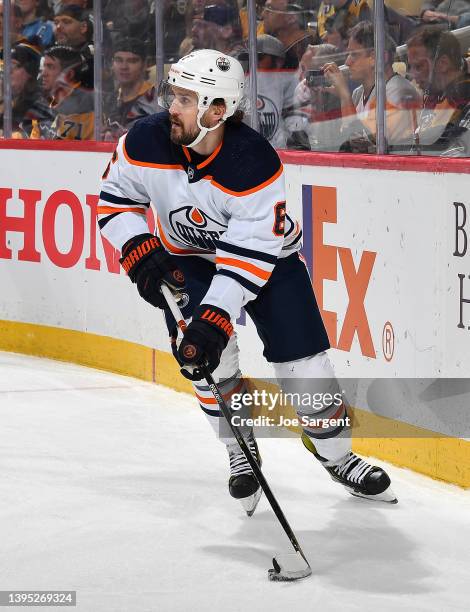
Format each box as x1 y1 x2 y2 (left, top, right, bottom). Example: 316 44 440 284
383 4 421 46
192 2 245 57
324 21 421 152
53 4 91 50
39 43 61 101
317 0 419 50
293 43 345 150
420 0 470 29
262 0 315 68
407 26 470 155
183 0 205 34
239 0 265 39
103 0 153 42
317 0 370 50
17 0 54 49
2 41 53 137
103 37 157 141
53 3 94 89
180 12 205 56
239 34 300 147
34 44 94 139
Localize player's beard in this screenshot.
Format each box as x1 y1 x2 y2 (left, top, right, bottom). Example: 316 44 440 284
170 120 201 146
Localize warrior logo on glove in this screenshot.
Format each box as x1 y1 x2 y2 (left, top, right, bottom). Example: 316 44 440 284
119 233 185 309
177 304 233 380
200 308 233 336
121 236 160 273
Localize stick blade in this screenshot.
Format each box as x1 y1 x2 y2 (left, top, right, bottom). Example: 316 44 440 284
268 552 312 582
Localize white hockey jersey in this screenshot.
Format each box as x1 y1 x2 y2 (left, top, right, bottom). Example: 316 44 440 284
98 112 302 319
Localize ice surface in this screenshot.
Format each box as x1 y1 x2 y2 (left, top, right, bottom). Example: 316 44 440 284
1 351 469 612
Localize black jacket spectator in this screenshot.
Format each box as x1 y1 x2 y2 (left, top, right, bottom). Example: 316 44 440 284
1 41 54 137
407 26 470 155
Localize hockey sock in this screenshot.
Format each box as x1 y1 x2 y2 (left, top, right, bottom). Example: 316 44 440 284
192 372 252 445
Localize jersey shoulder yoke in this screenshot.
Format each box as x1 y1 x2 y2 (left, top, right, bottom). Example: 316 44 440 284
123 112 180 167
211 122 282 194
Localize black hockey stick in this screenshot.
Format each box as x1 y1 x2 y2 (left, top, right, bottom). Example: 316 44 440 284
160 283 312 581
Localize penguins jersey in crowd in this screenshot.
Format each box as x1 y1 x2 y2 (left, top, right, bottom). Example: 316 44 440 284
317 0 370 40
98 112 302 320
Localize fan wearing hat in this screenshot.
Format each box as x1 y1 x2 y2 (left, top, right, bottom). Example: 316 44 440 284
53 4 92 50
189 2 245 58
104 37 157 140
2 41 53 137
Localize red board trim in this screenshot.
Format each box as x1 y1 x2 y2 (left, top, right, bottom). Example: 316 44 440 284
278 149 470 174
0 139 116 153
1 139 470 173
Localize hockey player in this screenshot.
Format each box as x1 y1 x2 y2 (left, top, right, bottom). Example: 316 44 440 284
98 49 397 512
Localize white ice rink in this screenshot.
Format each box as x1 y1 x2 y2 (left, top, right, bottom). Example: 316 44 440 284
1 351 470 612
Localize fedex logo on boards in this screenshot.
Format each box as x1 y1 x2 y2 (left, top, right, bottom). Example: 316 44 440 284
302 185 377 359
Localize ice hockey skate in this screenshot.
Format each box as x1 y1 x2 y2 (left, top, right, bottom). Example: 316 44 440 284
302 434 397 503
227 432 262 516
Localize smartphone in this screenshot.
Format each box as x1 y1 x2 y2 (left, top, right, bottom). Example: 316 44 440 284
306 69 326 89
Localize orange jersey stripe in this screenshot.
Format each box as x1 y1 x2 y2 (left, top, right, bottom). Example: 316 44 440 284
216 256 271 281
182 140 223 169
182 146 191 162
97 206 146 215
195 380 244 405
206 164 283 197
197 140 223 170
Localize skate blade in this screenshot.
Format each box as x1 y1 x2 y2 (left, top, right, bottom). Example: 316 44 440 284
268 552 312 582
347 485 398 504
241 487 262 517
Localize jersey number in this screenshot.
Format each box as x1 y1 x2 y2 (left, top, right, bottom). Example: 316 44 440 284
272 201 286 236
62 120 82 140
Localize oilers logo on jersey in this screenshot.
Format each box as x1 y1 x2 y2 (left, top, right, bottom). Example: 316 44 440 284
168 206 227 251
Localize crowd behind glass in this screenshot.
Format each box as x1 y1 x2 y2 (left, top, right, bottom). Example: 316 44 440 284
2 0 470 155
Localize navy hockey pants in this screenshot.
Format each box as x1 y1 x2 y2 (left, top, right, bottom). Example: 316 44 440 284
163 252 330 363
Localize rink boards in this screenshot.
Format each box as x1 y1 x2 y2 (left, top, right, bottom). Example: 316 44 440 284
0 141 469 487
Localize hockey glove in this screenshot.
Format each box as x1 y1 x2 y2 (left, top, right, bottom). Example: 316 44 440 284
120 233 185 309
177 304 233 381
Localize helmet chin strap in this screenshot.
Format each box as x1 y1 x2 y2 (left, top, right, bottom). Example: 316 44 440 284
187 106 225 148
